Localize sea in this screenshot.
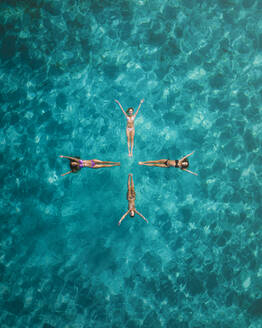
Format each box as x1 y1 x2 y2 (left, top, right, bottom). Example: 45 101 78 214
1 0 262 327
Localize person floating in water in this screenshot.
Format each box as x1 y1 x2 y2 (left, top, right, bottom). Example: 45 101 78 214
59 155 120 176
139 151 198 176
118 174 148 226
114 98 144 157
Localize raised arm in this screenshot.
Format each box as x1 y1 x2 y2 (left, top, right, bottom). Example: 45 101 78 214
118 210 130 226
60 155 80 162
180 151 195 161
135 209 148 223
61 170 73 176
115 99 128 118
134 99 144 118
182 168 198 176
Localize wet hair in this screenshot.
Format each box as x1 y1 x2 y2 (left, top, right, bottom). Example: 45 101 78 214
181 159 189 168
130 210 135 217
126 107 134 115
70 157 80 173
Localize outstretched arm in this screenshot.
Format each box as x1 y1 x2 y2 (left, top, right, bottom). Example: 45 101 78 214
182 168 198 176
115 99 128 118
60 155 80 162
61 170 72 176
135 210 148 223
134 99 144 118
118 210 130 226
180 151 195 161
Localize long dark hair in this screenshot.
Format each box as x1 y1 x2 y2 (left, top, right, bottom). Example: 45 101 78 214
126 107 134 115
181 158 189 168
70 157 80 173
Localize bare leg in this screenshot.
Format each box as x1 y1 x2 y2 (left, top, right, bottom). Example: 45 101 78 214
139 163 168 167
130 174 134 190
104 163 120 166
93 164 120 169
93 159 119 164
106 162 120 166
130 132 135 157
131 174 136 198
128 174 132 188
127 174 131 199
99 161 120 164
127 131 131 156
139 159 167 165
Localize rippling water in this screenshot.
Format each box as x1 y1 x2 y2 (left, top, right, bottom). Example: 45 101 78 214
1 0 262 327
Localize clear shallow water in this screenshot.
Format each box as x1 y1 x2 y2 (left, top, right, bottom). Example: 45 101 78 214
1 0 262 327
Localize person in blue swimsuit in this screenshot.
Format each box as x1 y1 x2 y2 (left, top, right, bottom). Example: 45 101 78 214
115 99 144 157
59 156 120 176
139 151 198 176
118 174 148 225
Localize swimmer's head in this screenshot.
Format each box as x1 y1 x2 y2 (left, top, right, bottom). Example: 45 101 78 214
126 107 134 116
70 161 80 173
181 160 189 168
130 210 135 217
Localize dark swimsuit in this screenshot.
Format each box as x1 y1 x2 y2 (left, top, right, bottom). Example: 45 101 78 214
175 160 179 168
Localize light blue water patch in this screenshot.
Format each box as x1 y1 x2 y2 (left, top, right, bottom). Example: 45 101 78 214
1 0 262 327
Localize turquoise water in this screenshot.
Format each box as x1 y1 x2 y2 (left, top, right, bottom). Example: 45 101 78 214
1 0 262 327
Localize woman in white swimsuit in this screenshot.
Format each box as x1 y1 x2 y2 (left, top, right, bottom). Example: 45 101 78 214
115 98 144 157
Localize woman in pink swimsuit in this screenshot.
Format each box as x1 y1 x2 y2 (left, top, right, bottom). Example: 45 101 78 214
60 155 120 176
115 99 144 157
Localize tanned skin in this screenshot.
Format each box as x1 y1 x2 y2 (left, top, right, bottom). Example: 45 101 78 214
60 155 120 176
139 151 198 176
118 174 148 226
115 99 144 157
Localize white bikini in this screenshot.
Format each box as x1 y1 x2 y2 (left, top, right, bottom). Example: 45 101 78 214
127 116 135 132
